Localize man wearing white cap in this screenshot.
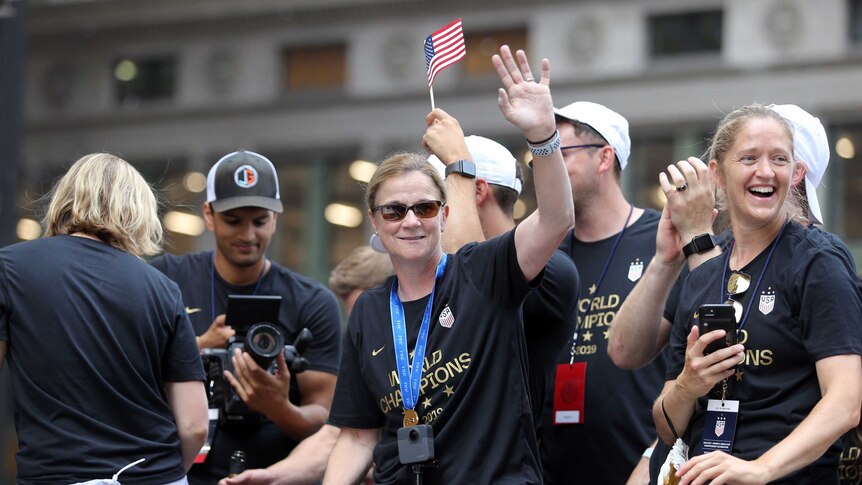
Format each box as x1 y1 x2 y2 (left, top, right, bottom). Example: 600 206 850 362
421 108 579 432
151 150 341 484
535 101 666 485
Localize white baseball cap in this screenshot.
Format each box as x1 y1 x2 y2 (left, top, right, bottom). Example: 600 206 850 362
427 135 522 194
554 101 631 170
768 104 829 225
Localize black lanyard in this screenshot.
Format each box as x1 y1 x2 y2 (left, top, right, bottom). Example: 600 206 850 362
718 219 788 333
568 204 633 364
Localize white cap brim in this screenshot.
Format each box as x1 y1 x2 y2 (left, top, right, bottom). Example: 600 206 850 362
805 176 823 225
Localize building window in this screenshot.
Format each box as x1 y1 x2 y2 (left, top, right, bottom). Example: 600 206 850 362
282 44 346 91
113 56 176 106
835 126 862 241
850 0 862 43
463 27 527 78
648 10 722 58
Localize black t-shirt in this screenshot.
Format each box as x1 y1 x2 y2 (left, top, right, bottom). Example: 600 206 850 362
0 236 204 485
841 431 862 485
540 208 667 485
523 250 579 431
666 222 862 484
656 227 861 485
328 230 542 484
150 251 341 482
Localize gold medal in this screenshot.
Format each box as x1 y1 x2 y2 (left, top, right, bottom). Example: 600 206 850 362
402 408 419 427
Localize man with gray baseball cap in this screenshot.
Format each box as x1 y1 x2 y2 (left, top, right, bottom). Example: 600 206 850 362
151 150 341 484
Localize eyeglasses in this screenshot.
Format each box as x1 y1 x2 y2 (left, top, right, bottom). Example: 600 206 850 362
560 143 606 152
725 271 752 323
528 143 607 168
372 200 443 222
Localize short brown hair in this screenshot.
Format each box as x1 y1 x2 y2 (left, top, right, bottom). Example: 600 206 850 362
329 245 394 299
365 152 446 211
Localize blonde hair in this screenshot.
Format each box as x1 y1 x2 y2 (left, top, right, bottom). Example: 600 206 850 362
329 245 394 299
365 152 446 211
706 104 806 228
43 153 164 257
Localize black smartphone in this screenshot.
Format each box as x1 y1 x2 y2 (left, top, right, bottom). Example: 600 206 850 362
699 303 737 355
225 295 282 334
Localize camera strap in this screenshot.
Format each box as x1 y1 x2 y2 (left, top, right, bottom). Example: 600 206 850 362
718 219 787 333
389 253 447 428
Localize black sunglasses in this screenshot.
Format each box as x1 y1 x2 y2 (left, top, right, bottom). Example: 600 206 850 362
372 200 443 222
724 271 752 323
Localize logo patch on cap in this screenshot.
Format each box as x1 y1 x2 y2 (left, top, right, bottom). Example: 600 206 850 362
234 165 258 188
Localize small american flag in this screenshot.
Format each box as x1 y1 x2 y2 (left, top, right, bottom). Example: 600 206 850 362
424 18 466 88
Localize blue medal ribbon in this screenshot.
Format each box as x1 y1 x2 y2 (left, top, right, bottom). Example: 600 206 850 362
389 253 448 413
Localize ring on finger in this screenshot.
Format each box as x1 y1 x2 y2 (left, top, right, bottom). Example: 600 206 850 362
676 183 688 192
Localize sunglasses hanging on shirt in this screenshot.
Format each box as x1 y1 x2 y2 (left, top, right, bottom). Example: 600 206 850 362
724 271 752 323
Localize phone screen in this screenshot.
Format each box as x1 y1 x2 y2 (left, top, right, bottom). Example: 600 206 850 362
699 303 737 355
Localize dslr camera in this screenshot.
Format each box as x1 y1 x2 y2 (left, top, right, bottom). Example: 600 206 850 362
201 296 313 426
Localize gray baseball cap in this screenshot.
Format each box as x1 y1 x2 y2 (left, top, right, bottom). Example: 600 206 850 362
206 150 283 213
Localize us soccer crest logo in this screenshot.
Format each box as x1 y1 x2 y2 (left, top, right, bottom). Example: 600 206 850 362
234 164 258 188
628 258 644 282
439 305 455 328
759 287 776 315
715 414 726 437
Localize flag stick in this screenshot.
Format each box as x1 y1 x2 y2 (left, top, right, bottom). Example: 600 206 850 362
429 86 436 111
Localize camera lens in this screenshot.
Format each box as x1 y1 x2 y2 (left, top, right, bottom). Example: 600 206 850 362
246 323 284 369
252 332 277 353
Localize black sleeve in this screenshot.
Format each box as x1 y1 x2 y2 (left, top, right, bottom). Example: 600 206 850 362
663 271 685 325
297 286 342 375
524 251 578 329
794 248 862 360
162 290 206 382
328 318 385 429
457 229 534 309
665 284 693 382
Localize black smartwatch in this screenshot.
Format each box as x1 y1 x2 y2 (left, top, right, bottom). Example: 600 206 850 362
444 160 476 179
682 234 716 258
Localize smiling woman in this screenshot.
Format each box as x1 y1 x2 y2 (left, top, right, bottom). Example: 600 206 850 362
323 45 574 484
655 104 862 484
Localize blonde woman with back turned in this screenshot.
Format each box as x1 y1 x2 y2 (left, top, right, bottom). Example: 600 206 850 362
0 153 208 484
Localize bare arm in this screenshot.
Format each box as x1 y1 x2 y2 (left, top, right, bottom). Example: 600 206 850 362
676 354 862 484
226 351 336 441
653 326 744 445
611 157 720 369
625 439 657 485
609 205 681 369
219 424 341 485
322 426 379 485
422 109 485 253
196 314 235 349
165 380 209 471
492 46 574 281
